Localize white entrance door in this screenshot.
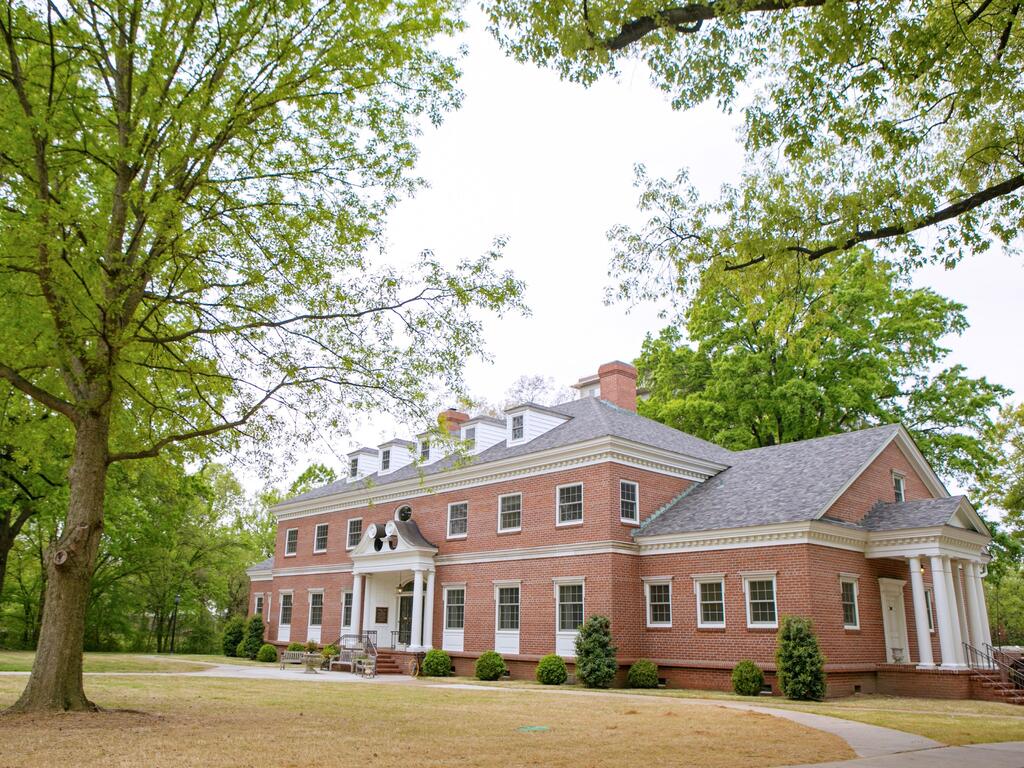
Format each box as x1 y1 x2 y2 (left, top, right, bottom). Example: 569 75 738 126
879 578 910 663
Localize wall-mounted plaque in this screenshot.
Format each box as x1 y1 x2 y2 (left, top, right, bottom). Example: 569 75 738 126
375 607 388 624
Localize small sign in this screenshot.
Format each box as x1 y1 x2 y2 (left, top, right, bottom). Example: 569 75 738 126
517 726 549 733
375 607 388 624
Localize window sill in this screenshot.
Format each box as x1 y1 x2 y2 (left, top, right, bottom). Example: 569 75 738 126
645 624 673 631
313 550 327 555
746 625 779 631
556 520 584 528
697 624 726 631
620 519 640 526
844 626 861 632
447 534 468 541
497 528 522 535
283 553 297 558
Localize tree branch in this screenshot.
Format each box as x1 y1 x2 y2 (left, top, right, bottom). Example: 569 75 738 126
0 364 78 422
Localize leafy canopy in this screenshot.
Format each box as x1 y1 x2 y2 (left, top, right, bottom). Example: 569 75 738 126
635 250 1007 488
484 0 1024 292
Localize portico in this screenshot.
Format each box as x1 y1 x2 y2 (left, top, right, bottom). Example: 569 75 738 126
349 518 438 651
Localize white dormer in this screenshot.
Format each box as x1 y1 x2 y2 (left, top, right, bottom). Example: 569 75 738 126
416 431 438 465
461 416 505 455
504 403 569 446
347 447 379 481
572 373 600 399
378 439 414 475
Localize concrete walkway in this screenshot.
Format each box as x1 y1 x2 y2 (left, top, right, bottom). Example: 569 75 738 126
797 741 1024 767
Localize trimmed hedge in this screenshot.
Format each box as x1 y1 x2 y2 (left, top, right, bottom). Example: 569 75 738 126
731 660 765 696
475 651 507 681
627 659 659 689
222 616 245 657
286 642 305 652
256 643 278 663
422 649 453 677
536 654 568 685
574 615 617 689
776 616 826 701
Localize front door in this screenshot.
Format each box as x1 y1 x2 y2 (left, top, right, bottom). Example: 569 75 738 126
879 578 910 663
398 595 413 646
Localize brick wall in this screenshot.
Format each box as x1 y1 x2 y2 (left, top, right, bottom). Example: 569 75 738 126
826 441 934 524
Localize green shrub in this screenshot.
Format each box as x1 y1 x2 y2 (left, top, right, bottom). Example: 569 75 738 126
731 660 765 696
536 654 568 685
775 616 826 701
627 659 659 689
422 649 453 677
574 615 617 689
256 643 278 663
287 642 305 652
475 650 507 681
322 644 339 659
304 640 320 653
242 615 265 660
221 616 245 657
235 638 246 658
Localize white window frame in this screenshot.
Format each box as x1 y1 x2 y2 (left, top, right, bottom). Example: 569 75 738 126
555 483 584 527
497 493 522 533
643 576 673 628
346 517 363 550
464 427 476 450
308 589 324 628
510 414 524 442
279 591 294 626
254 594 264 617
313 522 329 553
447 501 469 539
341 590 353 629
284 527 298 556
381 449 391 471
619 480 639 524
893 471 906 503
742 572 778 629
349 457 359 478
494 580 521 632
693 574 725 629
840 574 860 630
420 440 430 461
924 587 935 632
444 585 466 631
554 577 585 633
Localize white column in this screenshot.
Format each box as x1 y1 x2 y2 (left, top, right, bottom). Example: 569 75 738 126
966 561 991 653
908 556 934 668
423 570 436 650
941 556 966 667
930 555 960 668
361 574 373 638
951 560 972 648
351 572 364 637
410 568 425 651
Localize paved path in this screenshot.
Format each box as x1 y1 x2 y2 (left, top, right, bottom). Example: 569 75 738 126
796 741 1024 767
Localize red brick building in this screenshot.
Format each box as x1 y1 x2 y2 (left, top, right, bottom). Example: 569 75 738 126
248 361 993 696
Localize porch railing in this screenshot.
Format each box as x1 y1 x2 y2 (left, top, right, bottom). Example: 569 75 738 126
964 641 1023 690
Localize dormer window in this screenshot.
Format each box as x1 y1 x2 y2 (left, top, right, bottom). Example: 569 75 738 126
420 440 430 461
349 458 358 478
511 415 524 441
465 427 476 450
381 449 390 471
893 472 906 503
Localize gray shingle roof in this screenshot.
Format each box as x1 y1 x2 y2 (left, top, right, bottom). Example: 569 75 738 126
247 555 274 572
393 519 437 550
858 496 969 531
276 397 734 507
639 424 902 536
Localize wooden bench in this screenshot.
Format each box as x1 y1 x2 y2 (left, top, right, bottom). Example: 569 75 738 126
280 650 310 670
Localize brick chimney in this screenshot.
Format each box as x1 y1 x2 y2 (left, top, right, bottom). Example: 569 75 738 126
439 408 470 435
597 361 638 412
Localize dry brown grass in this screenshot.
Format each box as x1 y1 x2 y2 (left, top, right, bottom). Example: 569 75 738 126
0 676 853 767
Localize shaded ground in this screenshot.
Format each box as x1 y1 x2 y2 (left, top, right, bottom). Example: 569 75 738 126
0 675 852 768
0 652 215 674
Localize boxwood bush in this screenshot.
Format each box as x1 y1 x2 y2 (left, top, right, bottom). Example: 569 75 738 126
221 616 245 657
286 642 305 652
475 650 507 681
776 616 826 701
256 643 278 663
536 654 568 685
574 615 617 689
627 659 659 689
731 660 765 696
422 649 453 677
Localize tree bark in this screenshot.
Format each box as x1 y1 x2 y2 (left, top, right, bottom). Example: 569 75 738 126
7 414 109 713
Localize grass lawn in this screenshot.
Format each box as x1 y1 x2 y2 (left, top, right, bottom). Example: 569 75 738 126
437 677 1024 746
0 676 853 767
0 651 217 674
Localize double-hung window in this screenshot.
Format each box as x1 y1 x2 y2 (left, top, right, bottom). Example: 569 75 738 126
497 586 520 631
445 587 465 630
511 414 524 441
744 574 778 628
349 458 359 478
280 593 293 626
420 440 430 461
645 580 672 627
924 588 935 632
558 583 584 632
255 595 264 617
347 518 362 550
893 472 906 503
342 591 353 628
381 449 391 471
448 502 468 538
498 493 522 532
284 528 298 556
557 484 583 525
464 427 476 450
840 576 860 629
620 480 639 523
309 592 323 627
695 576 725 628
314 523 329 553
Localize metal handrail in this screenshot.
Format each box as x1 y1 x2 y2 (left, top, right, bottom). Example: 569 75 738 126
964 641 1024 689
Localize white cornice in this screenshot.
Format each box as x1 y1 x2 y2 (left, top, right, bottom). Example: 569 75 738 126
272 562 353 578
637 520 869 555
273 436 726 522
436 539 638 566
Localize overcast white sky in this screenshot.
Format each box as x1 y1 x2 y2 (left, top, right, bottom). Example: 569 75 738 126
253 10 1023 491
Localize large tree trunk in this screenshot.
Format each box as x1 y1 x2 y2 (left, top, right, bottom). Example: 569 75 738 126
7 415 109 713
0 537 9 602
